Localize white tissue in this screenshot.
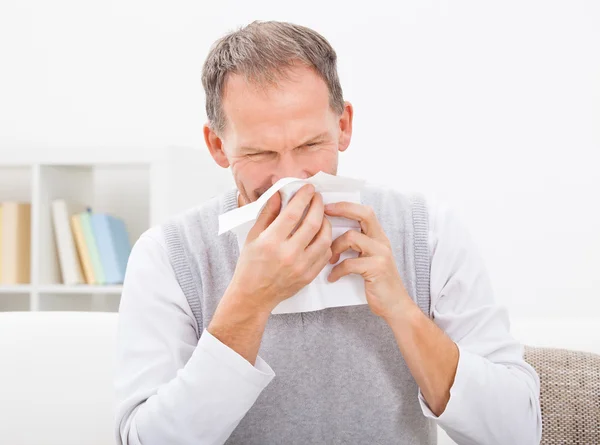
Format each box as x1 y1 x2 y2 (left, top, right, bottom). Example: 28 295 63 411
218 171 368 314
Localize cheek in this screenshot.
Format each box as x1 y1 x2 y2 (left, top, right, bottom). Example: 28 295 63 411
305 146 338 172
230 157 269 188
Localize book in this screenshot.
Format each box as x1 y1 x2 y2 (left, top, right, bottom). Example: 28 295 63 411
78 210 105 285
91 214 131 284
0 202 31 284
91 214 122 284
109 216 132 280
71 214 96 285
51 199 84 285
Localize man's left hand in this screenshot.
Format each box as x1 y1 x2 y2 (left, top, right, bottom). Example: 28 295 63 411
324 202 417 321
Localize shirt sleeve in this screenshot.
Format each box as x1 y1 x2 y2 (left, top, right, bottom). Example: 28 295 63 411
417 198 542 445
114 227 275 445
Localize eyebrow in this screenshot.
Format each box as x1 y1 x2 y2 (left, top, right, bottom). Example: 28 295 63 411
240 132 329 154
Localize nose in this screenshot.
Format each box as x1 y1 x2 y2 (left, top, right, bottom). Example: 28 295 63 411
271 152 310 184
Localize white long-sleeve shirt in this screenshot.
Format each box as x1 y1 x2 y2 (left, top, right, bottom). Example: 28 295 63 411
115 196 542 445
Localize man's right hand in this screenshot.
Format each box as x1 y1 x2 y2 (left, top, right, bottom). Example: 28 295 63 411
207 184 332 365
228 183 333 314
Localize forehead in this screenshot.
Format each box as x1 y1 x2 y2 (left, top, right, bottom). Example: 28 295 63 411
221 65 333 140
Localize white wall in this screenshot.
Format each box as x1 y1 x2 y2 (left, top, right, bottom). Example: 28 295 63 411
1 0 598 319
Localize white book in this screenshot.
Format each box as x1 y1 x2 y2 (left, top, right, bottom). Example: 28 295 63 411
51 199 84 285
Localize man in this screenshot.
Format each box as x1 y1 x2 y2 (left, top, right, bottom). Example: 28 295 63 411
115 21 542 445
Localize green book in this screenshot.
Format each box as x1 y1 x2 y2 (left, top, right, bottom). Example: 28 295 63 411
79 209 105 285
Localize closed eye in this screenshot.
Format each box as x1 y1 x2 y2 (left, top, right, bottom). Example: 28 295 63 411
246 151 277 161
297 142 321 150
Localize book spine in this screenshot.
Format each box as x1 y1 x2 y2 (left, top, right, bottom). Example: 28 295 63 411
51 200 84 285
71 214 96 285
91 214 120 284
79 211 106 284
0 203 31 284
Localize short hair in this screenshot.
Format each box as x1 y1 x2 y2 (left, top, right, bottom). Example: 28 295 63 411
201 20 345 135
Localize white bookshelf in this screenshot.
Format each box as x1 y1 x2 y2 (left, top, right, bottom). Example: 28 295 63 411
0 146 233 312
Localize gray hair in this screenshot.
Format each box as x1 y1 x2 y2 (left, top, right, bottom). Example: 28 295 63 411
201 20 345 135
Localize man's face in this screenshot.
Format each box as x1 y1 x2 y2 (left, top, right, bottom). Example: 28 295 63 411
204 64 353 206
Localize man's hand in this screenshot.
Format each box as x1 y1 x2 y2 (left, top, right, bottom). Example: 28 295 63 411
325 201 459 416
208 184 332 365
229 183 333 314
324 201 417 321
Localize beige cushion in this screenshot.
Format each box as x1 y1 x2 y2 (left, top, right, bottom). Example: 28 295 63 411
524 346 600 444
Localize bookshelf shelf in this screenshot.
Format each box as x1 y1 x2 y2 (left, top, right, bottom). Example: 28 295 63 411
0 146 233 312
0 285 32 294
37 285 124 295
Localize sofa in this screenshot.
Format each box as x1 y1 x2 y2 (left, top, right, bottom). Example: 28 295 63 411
0 312 598 445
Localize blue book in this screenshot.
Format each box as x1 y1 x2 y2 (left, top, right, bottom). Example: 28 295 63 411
90 214 131 284
90 214 120 284
109 216 132 282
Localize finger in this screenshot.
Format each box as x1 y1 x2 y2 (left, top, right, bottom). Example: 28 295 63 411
305 216 332 261
324 202 386 240
305 242 334 281
328 257 371 283
268 184 316 239
329 229 383 264
247 191 281 242
290 192 325 248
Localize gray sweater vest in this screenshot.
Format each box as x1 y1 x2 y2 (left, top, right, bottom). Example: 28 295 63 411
163 184 437 444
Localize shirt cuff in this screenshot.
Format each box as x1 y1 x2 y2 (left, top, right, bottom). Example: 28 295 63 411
198 329 275 389
418 343 476 426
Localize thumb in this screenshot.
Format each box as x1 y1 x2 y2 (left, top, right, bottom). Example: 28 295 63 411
247 191 281 242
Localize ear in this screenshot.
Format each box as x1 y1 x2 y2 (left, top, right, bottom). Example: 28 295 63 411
204 123 230 168
338 101 353 153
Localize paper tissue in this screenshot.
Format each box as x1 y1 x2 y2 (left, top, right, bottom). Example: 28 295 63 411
218 171 369 314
